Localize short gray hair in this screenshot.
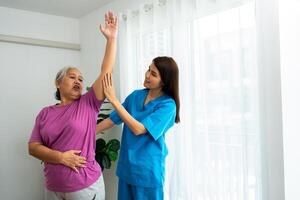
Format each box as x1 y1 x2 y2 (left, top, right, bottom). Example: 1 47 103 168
55 67 74 83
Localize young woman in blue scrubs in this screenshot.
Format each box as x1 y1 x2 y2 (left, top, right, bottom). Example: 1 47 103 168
97 56 180 200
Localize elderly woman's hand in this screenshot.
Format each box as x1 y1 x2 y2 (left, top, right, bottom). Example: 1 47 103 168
100 11 118 40
59 150 87 173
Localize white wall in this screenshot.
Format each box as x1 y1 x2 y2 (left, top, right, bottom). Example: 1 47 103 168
0 7 80 200
0 7 79 43
279 0 300 199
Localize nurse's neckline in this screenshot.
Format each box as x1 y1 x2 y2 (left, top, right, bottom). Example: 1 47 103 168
143 89 165 106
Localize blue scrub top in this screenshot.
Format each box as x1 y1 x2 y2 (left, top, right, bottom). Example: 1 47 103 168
110 88 176 188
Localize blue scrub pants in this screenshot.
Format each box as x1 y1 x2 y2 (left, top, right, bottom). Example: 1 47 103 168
118 178 163 200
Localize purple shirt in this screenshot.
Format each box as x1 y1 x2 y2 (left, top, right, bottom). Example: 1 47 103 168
29 88 103 192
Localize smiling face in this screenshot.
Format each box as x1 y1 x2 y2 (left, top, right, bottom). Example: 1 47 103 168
56 68 83 101
143 63 164 90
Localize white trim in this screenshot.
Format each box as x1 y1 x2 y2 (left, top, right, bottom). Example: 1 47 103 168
0 34 80 51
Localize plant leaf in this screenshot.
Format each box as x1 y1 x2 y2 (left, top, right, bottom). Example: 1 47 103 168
95 153 104 171
106 150 118 161
100 108 111 111
101 154 111 169
98 113 110 119
97 119 104 124
96 138 106 153
106 139 120 151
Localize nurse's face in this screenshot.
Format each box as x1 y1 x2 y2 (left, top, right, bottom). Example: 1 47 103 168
143 63 163 90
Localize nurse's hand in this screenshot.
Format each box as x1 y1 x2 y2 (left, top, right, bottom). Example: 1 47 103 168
102 73 118 104
59 150 87 173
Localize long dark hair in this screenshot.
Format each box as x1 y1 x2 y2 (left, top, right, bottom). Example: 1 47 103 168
153 56 180 123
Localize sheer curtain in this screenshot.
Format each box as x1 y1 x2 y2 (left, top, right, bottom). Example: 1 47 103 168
117 0 261 199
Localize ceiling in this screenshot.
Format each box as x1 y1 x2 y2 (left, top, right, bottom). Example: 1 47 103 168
0 0 114 18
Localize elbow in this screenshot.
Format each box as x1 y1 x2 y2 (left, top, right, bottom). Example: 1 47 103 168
95 127 100 134
28 145 34 156
28 143 39 157
96 124 105 134
28 144 35 156
132 127 147 136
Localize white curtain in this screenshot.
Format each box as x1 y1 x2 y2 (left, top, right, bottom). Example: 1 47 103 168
117 0 261 199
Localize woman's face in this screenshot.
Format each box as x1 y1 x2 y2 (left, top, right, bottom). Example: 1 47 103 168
143 63 163 90
56 68 83 101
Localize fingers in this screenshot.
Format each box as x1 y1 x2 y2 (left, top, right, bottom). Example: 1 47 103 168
106 73 110 87
79 157 87 164
105 12 108 21
106 11 116 25
70 150 87 165
109 73 113 86
106 73 113 87
71 156 86 172
114 16 118 26
108 11 114 24
78 155 86 161
72 150 81 154
73 156 86 168
72 151 87 163
99 24 104 33
105 73 109 88
103 74 108 89
100 11 117 36
102 73 111 86
75 161 86 168
72 166 79 173
79 159 87 165
62 150 88 172
102 73 114 101
105 12 109 26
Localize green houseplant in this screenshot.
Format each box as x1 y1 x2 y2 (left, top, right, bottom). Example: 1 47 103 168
95 138 120 170
86 87 120 171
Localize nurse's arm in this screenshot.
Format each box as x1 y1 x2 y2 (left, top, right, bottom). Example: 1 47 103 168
96 118 115 134
110 100 146 135
102 73 146 135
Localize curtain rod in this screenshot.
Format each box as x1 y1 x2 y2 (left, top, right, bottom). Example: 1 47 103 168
0 34 80 51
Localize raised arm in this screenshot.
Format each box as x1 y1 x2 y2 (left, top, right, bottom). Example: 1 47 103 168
92 11 118 101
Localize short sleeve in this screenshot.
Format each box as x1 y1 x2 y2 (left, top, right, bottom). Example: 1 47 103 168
81 87 103 112
141 99 176 141
109 91 135 125
109 100 128 125
28 110 44 143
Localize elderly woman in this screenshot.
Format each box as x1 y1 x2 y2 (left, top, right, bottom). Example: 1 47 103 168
28 11 117 200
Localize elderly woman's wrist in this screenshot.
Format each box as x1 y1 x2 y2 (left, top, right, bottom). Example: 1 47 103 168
107 37 117 42
56 151 64 164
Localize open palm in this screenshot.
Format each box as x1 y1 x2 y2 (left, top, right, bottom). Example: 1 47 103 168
102 73 117 103
100 11 118 39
